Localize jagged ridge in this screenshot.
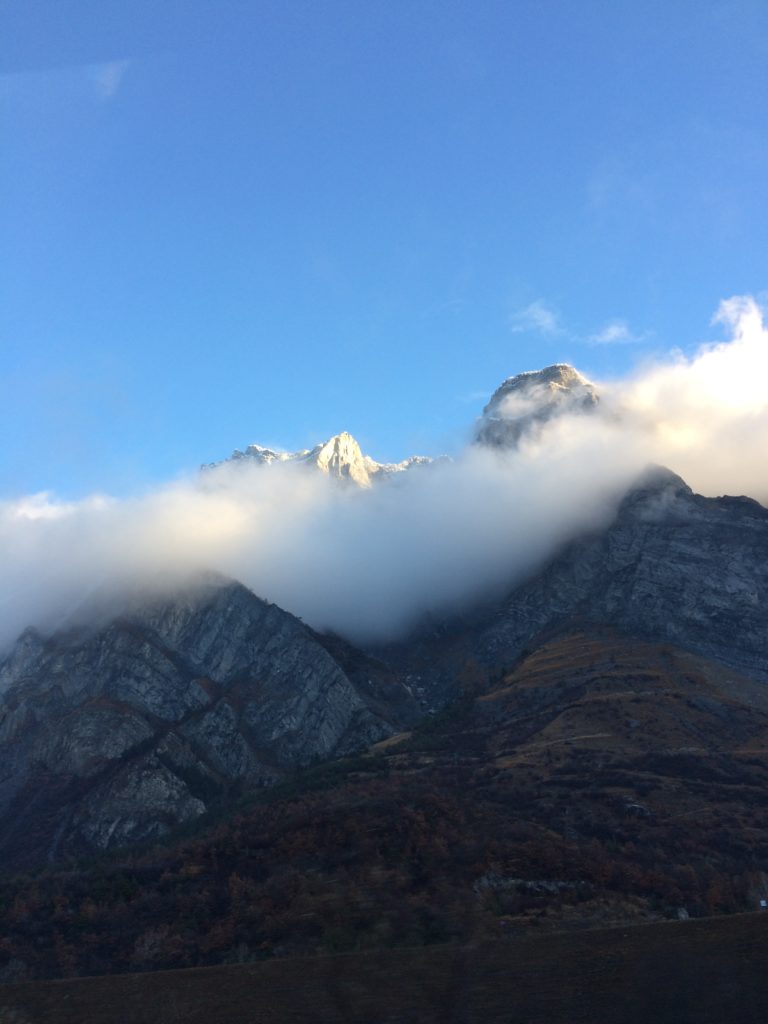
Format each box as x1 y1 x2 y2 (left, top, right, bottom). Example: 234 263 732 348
206 431 434 487
0 574 417 865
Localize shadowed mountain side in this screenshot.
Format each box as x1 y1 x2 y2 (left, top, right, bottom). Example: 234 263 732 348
3 628 768 981
480 470 768 679
0 576 418 868
378 466 768 704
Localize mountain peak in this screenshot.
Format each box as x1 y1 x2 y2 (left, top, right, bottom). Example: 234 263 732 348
475 363 599 448
501 362 587 385
305 432 371 486
206 432 435 486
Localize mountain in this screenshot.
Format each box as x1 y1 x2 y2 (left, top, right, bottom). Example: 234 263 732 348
383 465 768 704
475 363 599 448
476 465 768 676
206 431 434 487
5 386 768 872
208 363 601 482
4 361 768 983
0 574 417 867
4 623 768 982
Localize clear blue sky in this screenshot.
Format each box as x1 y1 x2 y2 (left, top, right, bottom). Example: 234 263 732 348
2 0 767 497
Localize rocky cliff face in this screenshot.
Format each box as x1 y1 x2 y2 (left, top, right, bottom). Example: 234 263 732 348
475 363 599 448
385 465 768 703
474 466 768 678
0 575 417 865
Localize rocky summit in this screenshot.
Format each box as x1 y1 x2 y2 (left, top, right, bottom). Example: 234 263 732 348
475 363 600 448
0 574 417 866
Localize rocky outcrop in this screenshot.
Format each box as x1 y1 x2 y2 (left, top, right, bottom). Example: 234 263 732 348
0 575 417 865
475 364 599 448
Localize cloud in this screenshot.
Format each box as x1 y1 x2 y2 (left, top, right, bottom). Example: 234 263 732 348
1 59 132 109
0 441 638 651
91 59 131 100
511 302 648 347
588 320 648 345
604 295 768 497
509 300 564 335
457 389 493 404
0 295 767 652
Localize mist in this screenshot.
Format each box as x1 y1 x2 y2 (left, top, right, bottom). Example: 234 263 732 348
1 295 766 651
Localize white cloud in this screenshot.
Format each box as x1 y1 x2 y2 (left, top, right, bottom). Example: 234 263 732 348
91 59 131 100
588 320 647 345
509 300 564 335
457 389 493 404
1 295 767 652
0 440 639 650
511 302 648 347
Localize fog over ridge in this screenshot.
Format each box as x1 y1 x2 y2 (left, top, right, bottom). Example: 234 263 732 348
1 295 767 651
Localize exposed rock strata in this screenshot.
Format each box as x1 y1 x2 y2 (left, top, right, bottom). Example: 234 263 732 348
476 466 768 678
0 576 417 864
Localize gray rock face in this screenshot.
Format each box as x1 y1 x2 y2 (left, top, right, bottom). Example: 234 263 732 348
0 576 417 866
473 466 768 679
475 364 599 448
377 466 768 707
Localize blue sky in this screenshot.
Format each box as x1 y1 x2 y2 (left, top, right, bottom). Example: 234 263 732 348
2 0 767 497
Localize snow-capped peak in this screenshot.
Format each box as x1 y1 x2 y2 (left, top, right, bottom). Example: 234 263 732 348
301 432 372 487
206 432 435 487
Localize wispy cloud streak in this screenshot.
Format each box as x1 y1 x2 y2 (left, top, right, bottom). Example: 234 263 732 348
90 59 131 100
509 300 564 335
588 321 649 345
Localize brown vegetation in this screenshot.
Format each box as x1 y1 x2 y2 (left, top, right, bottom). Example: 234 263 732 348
1 628 768 983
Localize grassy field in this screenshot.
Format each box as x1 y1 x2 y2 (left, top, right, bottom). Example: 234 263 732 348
1 911 766 1023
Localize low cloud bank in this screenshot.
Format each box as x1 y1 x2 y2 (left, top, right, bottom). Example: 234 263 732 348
1 295 766 650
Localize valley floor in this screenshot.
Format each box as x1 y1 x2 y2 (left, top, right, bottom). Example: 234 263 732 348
1 912 766 1024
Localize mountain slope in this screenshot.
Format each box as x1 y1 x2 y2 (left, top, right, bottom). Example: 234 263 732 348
3 626 768 981
4 461 766 873
382 465 768 704
475 466 768 678
0 575 417 867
